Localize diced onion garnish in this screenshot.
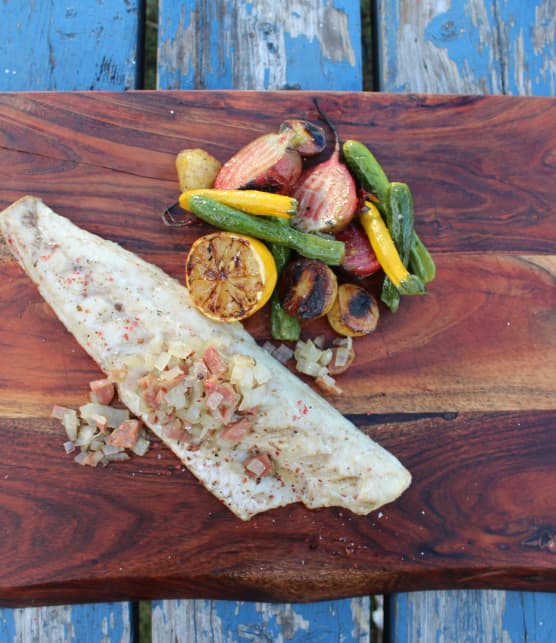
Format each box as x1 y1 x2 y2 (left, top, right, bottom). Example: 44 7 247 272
79 403 129 429
332 346 351 368
102 443 124 456
168 341 192 359
164 381 189 409
294 339 322 363
230 355 256 389
238 384 268 411
160 365 183 381
295 358 328 378
272 343 294 364
262 341 276 354
62 411 79 441
132 437 151 456
75 423 98 448
313 335 326 349
104 452 131 463
315 374 343 395
63 441 76 454
245 457 267 477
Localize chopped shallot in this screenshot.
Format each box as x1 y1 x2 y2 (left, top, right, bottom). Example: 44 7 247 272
63 440 76 454
262 341 276 354
108 419 142 449
132 437 151 456
292 335 354 393
89 379 115 405
272 343 294 364
315 374 343 395
244 453 273 478
80 402 129 429
220 418 252 442
53 377 150 467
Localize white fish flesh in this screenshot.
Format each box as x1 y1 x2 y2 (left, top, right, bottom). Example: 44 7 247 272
1 196 411 520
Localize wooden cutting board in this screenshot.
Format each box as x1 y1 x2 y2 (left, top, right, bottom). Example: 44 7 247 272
0 91 554 607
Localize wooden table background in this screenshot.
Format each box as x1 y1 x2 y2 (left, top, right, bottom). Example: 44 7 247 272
0 1 555 642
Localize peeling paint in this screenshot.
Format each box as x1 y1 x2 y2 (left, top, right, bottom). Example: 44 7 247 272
5 603 132 643
255 601 310 642
378 0 556 95
350 596 371 642
0 0 140 90
152 600 226 643
158 0 361 90
392 590 512 643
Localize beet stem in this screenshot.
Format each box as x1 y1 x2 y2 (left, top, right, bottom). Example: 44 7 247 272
313 98 340 155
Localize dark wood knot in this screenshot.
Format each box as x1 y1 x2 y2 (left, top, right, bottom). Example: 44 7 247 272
522 527 555 552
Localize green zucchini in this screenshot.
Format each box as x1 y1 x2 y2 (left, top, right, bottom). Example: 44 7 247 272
409 230 436 283
188 195 345 266
269 238 301 341
342 139 390 205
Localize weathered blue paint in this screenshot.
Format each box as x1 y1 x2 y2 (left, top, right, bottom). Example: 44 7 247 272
283 32 363 91
215 598 369 642
424 1 556 95
157 0 362 90
0 0 142 90
424 3 503 93
0 602 134 642
502 591 556 643
389 590 556 643
496 1 556 95
151 597 370 641
377 0 556 95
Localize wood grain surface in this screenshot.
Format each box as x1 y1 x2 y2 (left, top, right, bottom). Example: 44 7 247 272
0 90 554 607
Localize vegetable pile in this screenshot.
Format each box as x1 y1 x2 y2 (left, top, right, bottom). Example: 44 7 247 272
164 104 435 387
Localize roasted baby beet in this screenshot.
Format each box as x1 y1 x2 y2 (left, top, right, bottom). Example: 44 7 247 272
291 109 358 234
214 120 326 194
327 283 379 337
279 258 338 321
279 120 327 156
336 220 381 278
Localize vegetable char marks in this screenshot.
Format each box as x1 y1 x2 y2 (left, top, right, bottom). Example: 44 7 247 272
214 120 326 194
292 104 358 234
1 196 411 520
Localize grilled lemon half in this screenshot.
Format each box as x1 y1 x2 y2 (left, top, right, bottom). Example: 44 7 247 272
185 231 277 322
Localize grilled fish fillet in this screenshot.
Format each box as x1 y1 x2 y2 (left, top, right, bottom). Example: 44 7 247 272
1 196 411 520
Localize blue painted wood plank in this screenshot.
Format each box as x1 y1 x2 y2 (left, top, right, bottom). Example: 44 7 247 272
389 590 556 643
157 0 362 90
0 0 143 90
151 597 371 642
376 0 556 95
0 602 134 642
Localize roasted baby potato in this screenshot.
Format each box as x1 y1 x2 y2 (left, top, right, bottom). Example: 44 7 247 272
279 258 338 321
175 148 222 192
327 283 379 336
